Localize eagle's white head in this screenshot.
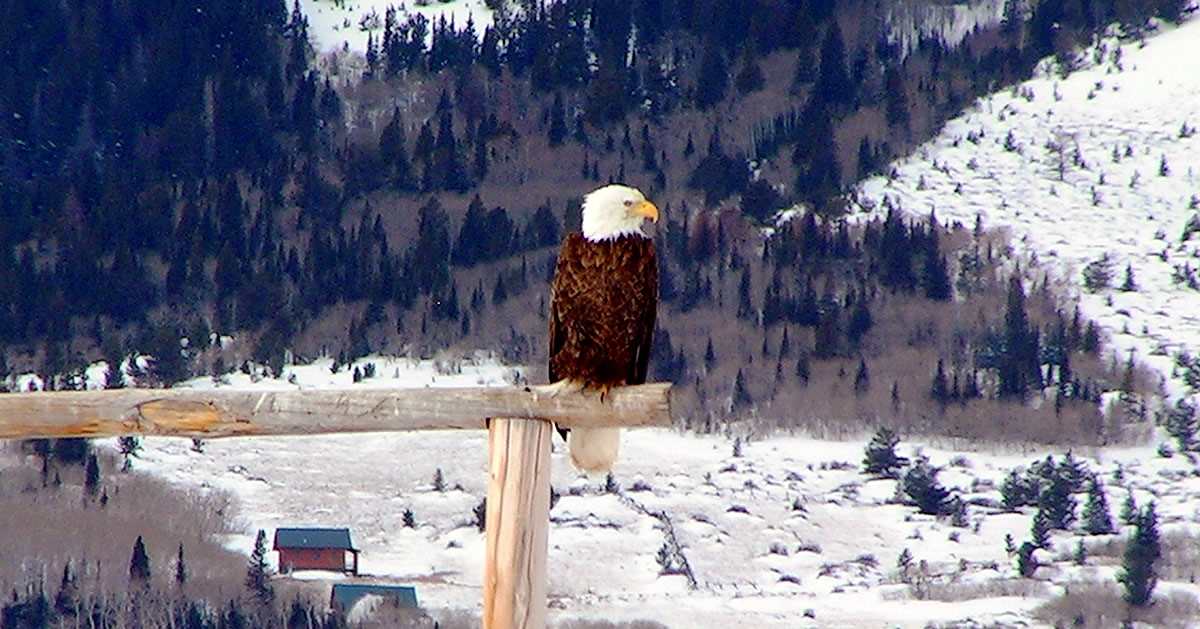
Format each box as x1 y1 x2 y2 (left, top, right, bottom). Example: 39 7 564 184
581 184 659 242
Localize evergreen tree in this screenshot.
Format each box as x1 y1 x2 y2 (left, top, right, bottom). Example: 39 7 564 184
1000 468 1037 510
1037 471 1077 530
379 107 413 189
246 529 275 605
902 455 951 516
84 453 101 498
548 92 568 147
1163 397 1198 452
853 358 870 396
1120 489 1139 526
129 535 151 585
1082 476 1115 535
999 275 1040 399
118 436 142 471
1118 503 1161 607
55 561 78 616
694 43 729 110
814 24 852 111
862 427 908 479
922 235 952 301
1017 541 1038 577
1030 508 1051 549
731 368 753 413
434 467 447 492
795 353 811 385
930 359 950 406
176 542 188 587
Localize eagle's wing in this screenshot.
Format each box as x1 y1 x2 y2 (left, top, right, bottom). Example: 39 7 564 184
630 240 657 385
547 234 577 385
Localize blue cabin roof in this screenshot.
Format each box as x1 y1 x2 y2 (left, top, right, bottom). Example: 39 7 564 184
273 527 357 551
330 583 419 612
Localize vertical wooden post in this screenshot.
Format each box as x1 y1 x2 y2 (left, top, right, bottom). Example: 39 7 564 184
483 418 552 629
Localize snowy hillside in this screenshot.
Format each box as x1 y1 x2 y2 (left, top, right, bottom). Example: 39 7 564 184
300 0 495 54
118 8 1200 629
121 352 1198 628
855 14 1200 400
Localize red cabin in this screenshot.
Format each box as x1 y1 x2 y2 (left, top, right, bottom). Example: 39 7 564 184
273 527 360 575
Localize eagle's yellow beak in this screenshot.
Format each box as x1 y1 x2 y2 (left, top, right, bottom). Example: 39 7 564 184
634 200 659 223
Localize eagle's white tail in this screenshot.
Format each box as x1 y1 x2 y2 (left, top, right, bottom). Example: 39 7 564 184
567 427 621 475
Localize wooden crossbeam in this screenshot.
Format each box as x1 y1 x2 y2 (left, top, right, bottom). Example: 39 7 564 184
0 383 672 440
0 382 672 629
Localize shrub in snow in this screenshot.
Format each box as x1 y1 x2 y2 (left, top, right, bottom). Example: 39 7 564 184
1081 477 1115 535
472 499 486 532
1082 254 1114 292
1118 503 1161 607
901 455 951 516
1162 397 1198 452
1017 541 1039 578
861 427 908 479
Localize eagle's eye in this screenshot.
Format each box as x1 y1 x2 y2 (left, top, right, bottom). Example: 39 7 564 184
623 199 634 207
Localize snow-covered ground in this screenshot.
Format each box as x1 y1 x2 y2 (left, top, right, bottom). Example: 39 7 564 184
856 13 1200 400
300 0 495 54
114 353 1196 628
76 6 1200 628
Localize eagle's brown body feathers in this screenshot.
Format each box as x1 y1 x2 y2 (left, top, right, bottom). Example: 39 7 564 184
548 233 657 389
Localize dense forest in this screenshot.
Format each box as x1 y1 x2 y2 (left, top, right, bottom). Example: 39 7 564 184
0 0 1188 439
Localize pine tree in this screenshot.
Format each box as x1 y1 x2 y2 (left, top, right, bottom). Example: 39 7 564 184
930 359 950 406
1037 471 1077 530
902 455 950 516
853 358 870 396
1120 489 1139 526
694 44 729 110
1031 508 1051 549
84 453 101 498
433 467 447 492
246 529 275 605
999 275 1039 399
1120 263 1138 291
1082 476 1115 535
129 535 151 585
1163 398 1198 452
731 369 753 413
175 542 188 586
55 561 78 616
403 508 416 528
1000 468 1036 510
1118 503 1161 606
1017 541 1038 577
862 427 908 479
118 436 142 471
548 92 567 147
795 353 810 385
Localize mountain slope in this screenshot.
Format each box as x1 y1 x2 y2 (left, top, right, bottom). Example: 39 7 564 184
856 13 1200 399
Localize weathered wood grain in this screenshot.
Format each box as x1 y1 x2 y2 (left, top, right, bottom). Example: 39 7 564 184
483 418 551 629
0 384 672 440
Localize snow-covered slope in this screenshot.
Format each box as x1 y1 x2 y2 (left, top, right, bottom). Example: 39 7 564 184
856 15 1200 399
122 9 1200 629
122 353 1197 628
300 0 495 54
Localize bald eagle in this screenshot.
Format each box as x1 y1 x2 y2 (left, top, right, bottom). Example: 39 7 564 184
549 184 659 474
